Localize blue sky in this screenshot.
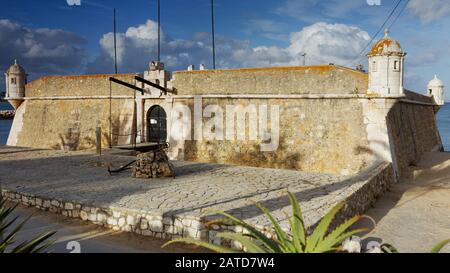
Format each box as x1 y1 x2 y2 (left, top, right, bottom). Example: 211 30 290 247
1 0 450 99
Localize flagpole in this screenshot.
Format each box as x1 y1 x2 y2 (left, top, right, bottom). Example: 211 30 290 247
211 0 216 69
158 0 161 62
113 8 118 74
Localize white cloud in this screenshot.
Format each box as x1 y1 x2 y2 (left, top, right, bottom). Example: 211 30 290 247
408 0 450 23
0 19 86 79
89 20 370 73
287 22 370 66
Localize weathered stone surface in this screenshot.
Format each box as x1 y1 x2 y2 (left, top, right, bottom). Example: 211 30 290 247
0 147 394 248
132 150 174 179
174 97 372 175
387 102 442 176
172 65 368 95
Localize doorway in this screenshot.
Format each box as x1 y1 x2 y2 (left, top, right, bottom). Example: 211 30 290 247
147 105 167 143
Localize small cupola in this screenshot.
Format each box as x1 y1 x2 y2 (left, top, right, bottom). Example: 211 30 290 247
428 75 445 105
4 60 27 109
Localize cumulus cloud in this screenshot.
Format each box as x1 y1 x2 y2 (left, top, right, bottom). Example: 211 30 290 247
408 0 450 23
287 22 370 66
88 20 370 73
0 19 87 80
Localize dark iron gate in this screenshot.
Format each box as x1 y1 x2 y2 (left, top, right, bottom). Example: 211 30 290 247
147 105 167 143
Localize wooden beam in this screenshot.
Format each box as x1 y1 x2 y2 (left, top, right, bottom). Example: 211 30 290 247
109 77 145 95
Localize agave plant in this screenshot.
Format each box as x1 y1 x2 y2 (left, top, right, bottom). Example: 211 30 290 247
163 192 367 253
380 239 450 253
0 194 56 253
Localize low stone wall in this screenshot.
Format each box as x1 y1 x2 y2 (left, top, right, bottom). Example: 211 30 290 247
0 161 393 248
333 162 394 228
0 110 14 119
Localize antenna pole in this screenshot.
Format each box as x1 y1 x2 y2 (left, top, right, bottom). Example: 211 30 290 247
113 8 118 74
158 0 161 62
211 0 216 69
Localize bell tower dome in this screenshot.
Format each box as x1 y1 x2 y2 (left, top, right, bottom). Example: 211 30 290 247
368 29 406 96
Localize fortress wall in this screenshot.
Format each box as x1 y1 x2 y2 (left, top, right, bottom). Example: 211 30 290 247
25 74 137 97
8 69 441 177
172 65 368 95
387 101 442 175
9 99 135 150
8 74 139 150
145 97 373 176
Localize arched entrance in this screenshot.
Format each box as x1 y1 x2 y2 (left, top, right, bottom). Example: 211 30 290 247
147 105 167 143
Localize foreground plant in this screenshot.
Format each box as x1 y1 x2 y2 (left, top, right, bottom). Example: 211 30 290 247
163 192 367 253
0 195 56 253
380 239 450 253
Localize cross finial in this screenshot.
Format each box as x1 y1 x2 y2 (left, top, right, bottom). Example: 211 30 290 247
384 28 389 38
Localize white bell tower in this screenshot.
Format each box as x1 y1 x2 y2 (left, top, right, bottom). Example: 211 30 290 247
368 29 406 96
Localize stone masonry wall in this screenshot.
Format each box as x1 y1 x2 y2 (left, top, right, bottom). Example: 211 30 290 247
10 99 135 150
145 97 373 176
172 65 368 95
387 101 442 176
9 74 139 150
25 74 137 97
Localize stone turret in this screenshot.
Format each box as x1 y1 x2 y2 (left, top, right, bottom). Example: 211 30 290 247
143 61 171 96
368 29 406 96
428 75 445 106
4 60 27 109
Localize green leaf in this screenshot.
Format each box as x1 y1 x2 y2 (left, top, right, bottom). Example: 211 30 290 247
205 210 282 253
380 244 399 253
11 232 56 253
317 215 366 253
430 239 450 253
254 203 290 252
162 238 239 253
287 192 306 252
0 195 56 253
305 203 344 252
216 232 266 253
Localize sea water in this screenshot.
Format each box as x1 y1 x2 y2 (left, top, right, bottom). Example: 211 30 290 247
436 103 450 151
1 102 450 149
0 102 13 145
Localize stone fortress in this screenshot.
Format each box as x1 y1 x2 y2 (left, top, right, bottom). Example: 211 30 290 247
4 30 445 179
1 30 446 243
